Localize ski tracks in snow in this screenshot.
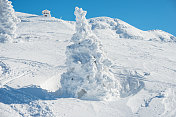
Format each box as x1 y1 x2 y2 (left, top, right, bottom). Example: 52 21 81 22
0 56 57 87
0 57 58 116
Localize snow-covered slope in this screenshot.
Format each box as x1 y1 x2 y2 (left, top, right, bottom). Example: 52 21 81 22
0 12 176 117
89 17 176 42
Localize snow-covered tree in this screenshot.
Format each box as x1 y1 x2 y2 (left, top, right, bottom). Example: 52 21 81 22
61 7 121 100
0 0 20 43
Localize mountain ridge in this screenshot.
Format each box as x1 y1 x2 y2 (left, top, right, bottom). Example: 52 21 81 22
16 12 176 43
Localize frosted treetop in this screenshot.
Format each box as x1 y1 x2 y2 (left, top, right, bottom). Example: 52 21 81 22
72 7 92 42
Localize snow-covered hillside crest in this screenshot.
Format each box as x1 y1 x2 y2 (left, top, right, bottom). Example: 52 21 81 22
89 17 176 43
61 7 121 100
0 0 20 43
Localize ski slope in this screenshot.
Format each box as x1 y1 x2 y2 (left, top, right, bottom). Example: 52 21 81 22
0 12 176 117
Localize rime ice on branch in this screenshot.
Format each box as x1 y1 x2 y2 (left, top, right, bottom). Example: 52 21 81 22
61 7 121 100
0 0 20 43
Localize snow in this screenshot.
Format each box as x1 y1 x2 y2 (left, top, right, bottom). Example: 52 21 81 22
89 17 176 42
0 66 2 75
61 7 121 100
0 0 20 43
0 7 176 117
162 88 176 116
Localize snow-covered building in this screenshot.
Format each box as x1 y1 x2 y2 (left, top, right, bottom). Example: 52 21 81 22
42 9 51 17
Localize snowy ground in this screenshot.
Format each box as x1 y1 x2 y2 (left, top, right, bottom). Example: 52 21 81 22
0 12 176 117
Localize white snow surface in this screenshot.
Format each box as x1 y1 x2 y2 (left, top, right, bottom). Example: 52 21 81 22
0 11 176 117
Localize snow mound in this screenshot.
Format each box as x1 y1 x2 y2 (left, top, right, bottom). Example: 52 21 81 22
89 17 144 40
148 30 176 42
89 17 176 42
40 74 61 92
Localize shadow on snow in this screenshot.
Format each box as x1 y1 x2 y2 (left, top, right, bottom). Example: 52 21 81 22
0 64 148 105
0 85 61 104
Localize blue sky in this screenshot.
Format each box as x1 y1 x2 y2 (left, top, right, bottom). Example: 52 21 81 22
11 0 176 36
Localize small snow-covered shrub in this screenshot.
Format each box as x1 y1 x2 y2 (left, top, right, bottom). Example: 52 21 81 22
0 0 20 43
61 7 121 101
